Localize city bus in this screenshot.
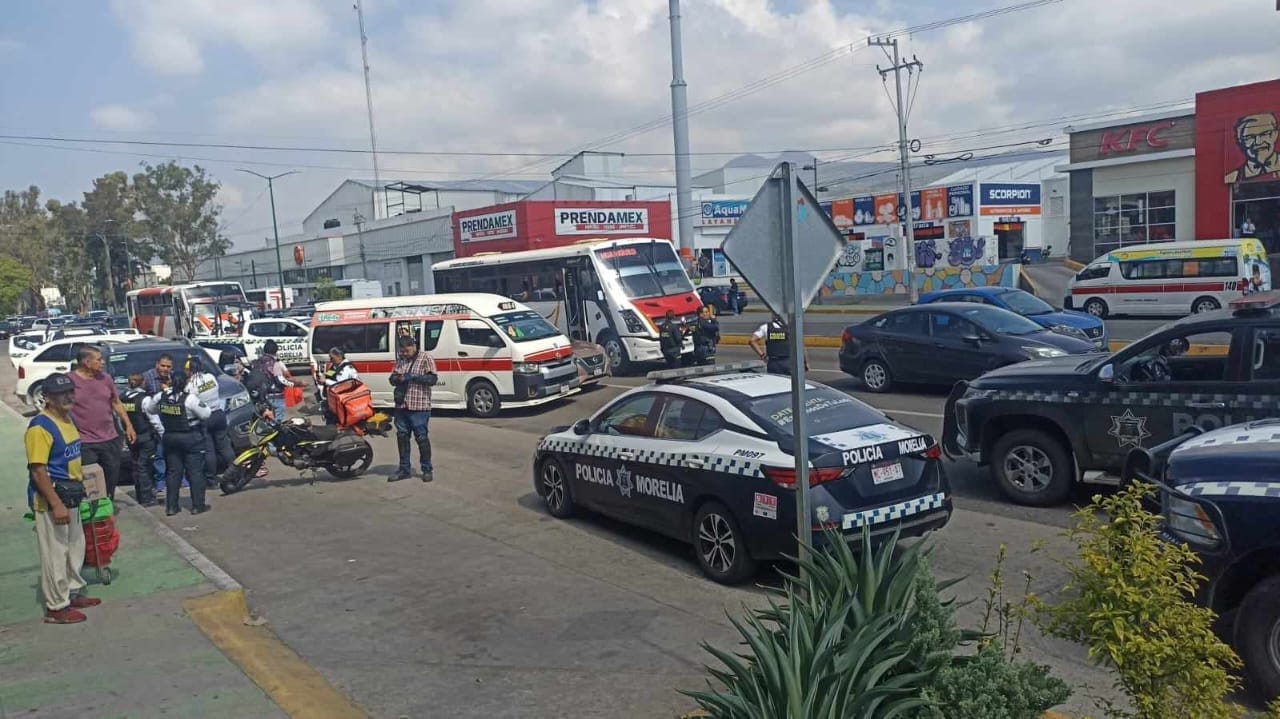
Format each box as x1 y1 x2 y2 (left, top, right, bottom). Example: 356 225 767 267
1066 238 1272 318
309 293 579 416
432 238 700 373
126 282 250 339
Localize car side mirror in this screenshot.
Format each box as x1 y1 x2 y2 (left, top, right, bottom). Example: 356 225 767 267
488 335 506 348
572 418 590 436
596 290 605 302
962 334 983 346
1098 364 1115 382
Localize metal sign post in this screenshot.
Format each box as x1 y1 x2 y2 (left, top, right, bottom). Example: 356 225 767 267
781 164 813 565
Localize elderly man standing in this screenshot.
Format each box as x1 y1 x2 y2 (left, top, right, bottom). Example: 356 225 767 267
70 345 135 500
26 373 102 624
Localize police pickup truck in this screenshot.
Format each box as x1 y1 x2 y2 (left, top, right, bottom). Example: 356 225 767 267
1126 420 1280 702
944 291 1280 506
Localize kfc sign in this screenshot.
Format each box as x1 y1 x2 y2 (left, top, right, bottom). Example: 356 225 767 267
1100 121 1176 156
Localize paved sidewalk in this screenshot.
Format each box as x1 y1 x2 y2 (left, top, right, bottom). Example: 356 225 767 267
0 408 286 719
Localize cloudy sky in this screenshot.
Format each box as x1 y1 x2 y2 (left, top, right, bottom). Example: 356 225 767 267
1 0 1277 250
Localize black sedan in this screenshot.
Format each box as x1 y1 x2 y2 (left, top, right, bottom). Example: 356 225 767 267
697 285 747 314
840 302 1098 392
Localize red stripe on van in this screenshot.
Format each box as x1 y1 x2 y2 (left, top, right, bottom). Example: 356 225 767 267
351 358 515 374
1072 281 1227 295
524 346 574 363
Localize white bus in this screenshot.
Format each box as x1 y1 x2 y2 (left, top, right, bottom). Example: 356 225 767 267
1067 238 1272 318
432 238 700 373
126 282 250 339
309 293 579 417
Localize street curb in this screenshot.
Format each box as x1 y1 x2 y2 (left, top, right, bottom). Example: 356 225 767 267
720 335 844 348
185 589 371 719
118 494 242 591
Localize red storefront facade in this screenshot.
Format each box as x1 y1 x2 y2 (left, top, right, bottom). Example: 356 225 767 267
452 200 672 259
1195 79 1280 244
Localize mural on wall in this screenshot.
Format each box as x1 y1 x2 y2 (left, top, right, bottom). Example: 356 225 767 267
822 263 1019 298
914 239 939 269
837 242 861 268
947 235 985 268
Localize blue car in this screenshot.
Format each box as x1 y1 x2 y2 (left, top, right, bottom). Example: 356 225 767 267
918 287 1107 349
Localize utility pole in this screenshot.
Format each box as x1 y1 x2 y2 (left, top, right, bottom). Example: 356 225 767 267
90 229 116 312
870 37 923 302
251 259 258 289
237 169 298 295
354 210 369 279
355 0 381 202
667 0 695 261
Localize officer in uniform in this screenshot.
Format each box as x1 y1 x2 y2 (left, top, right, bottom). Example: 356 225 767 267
121 373 159 507
749 314 809 376
145 370 212 516
658 310 684 369
187 354 232 488
691 305 720 366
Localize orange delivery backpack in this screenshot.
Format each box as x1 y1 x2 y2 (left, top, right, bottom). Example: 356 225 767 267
327 378 375 428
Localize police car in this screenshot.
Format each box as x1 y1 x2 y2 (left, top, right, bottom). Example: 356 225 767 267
1126 420 1280 701
533 362 952 584
944 291 1280 507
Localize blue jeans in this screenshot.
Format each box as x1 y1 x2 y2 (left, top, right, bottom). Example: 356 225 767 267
268 396 286 420
394 409 432 473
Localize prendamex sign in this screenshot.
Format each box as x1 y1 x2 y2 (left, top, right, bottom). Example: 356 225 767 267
555 208 649 235
458 209 518 243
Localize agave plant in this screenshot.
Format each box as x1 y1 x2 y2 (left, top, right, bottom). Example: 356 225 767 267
683 528 945 719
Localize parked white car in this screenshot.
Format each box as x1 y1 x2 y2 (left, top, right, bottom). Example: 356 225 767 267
8 331 46 368
16 335 145 408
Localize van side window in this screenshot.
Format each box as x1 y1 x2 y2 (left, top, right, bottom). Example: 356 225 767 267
1076 264 1111 282
423 321 443 351
311 323 389 354
456 320 502 347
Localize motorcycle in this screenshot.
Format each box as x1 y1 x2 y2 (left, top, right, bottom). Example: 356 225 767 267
219 406 386 494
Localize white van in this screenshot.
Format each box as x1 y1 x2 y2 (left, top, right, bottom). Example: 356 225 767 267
1066 238 1272 318
309 293 581 417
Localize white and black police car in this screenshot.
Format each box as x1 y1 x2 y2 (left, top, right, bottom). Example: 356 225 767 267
533 362 952 584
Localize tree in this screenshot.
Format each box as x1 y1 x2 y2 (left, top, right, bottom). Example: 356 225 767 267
132 162 229 282
0 255 32 314
46 200 95 312
313 275 346 301
82 170 149 307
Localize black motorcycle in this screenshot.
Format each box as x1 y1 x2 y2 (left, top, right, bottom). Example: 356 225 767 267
219 407 383 494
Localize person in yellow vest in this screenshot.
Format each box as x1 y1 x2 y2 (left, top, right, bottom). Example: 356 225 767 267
25 372 102 624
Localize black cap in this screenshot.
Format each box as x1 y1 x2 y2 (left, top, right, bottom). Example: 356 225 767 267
44 372 75 395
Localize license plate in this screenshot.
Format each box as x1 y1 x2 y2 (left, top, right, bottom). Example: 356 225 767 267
871 462 904 485
559 384 569 395
592 368 603 376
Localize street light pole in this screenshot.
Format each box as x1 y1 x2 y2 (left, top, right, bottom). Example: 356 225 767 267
237 169 298 295
90 231 116 312
354 210 369 279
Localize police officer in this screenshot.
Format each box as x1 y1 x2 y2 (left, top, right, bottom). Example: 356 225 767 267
121 373 159 507
658 310 684 369
749 314 809 376
318 347 359 425
188 354 232 488
691 305 720 366
145 370 212 516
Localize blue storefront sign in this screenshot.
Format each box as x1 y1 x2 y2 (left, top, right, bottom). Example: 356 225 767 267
698 199 750 226
947 184 974 218
979 182 1041 206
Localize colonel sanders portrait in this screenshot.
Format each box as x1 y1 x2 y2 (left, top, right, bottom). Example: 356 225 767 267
1225 112 1280 183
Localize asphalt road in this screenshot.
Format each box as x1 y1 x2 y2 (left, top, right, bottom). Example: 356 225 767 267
715 308 1166 343
0 346 1118 717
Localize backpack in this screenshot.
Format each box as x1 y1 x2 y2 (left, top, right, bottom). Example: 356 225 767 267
243 356 281 401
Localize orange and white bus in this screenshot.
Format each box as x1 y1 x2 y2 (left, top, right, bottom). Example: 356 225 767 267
1066 238 1272 318
126 282 249 338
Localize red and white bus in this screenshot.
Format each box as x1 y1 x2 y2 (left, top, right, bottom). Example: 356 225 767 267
433 238 701 373
126 282 250 338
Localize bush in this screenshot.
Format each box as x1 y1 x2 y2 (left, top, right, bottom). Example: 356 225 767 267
1036 482 1243 719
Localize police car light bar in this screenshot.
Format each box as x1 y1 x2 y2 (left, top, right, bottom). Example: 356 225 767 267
1230 291 1280 313
647 361 765 383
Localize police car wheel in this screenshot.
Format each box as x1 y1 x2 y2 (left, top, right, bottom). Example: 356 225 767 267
1083 299 1108 318
861 358 892 393
1235 575 1280 700
538 457 575 519
1191 296 1220 314
466 380 501 418
693 501 756 584
991 430 1072 506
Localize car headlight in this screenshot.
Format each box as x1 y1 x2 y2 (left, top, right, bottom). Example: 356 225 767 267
1049 324 1089 340
226 391 252 412
514 362 541 374
619 309 646 334
962 387 1000 401
1164 494 1221 548
1022 345 1067 358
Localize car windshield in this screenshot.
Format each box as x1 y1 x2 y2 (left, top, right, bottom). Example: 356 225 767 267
595 242 695 300
746 384 887 438
954 305 1045 336
999 290 1054 316
489 310 561 342
105 348 225 387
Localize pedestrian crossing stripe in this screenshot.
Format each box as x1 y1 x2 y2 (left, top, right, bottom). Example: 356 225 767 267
538 437 766 478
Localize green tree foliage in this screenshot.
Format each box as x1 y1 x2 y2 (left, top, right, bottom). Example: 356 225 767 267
1037 483 1243 719
0 255 32 314
132 162 229 282
82 170 149 305
0 186 56 306
313 275 345 302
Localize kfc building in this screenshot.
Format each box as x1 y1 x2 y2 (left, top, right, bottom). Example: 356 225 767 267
1060 78 1280 265
452 199 672 259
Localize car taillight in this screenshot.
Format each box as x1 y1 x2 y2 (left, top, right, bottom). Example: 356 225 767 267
841 329 853 345
17 366 25 379
764 466 846 489
924 444 941 460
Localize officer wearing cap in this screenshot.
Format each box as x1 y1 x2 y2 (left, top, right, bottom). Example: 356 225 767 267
25 373 102 624
144 370 213 516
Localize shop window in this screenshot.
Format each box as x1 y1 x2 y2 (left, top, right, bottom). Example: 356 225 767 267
1093 190 1177 252
1232 180 1280 253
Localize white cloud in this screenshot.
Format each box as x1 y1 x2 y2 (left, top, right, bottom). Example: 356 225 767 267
111 0 333 75
89 103 154 131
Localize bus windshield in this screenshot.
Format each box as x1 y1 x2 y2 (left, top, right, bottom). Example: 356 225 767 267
490 310 561 342
594 242 694 300
183 284 246 302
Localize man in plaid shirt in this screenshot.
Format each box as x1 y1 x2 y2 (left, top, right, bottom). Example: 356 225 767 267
389 335 436 482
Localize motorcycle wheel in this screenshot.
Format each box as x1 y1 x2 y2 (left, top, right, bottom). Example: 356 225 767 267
326 444 373 479
220 454 265 494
